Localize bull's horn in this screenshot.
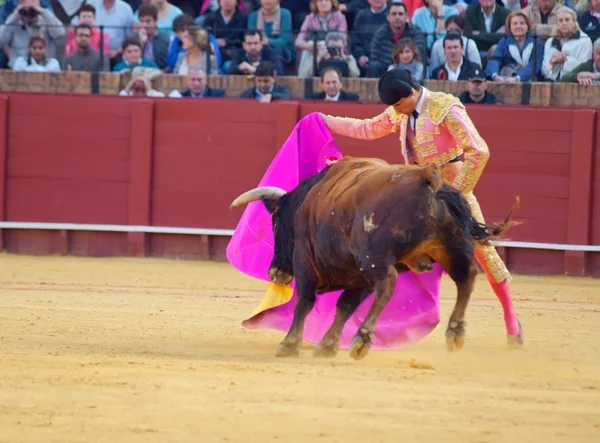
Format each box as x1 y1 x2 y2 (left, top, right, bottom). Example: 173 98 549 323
230 186 287 209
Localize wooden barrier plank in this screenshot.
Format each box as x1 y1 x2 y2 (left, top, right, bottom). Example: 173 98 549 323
0 96 7 251
565 109 596 276
127 99 155 257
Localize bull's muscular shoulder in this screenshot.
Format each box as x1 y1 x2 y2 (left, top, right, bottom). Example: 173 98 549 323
425 92 465 125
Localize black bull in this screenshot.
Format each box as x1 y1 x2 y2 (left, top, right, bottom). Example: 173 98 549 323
230 157 520 360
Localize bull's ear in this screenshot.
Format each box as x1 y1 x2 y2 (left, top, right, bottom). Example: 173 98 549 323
261 196 282 214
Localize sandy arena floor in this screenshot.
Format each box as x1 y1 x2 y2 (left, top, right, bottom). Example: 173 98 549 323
1 253 599 443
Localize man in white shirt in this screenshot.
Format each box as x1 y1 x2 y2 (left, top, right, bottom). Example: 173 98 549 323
431 33 482 81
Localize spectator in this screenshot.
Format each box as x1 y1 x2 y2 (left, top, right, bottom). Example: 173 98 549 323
351 0 388 76
134 3 172 70
309 65 359 100
12 34 60 71
113 35 160 71
196 0 252 25
247 0 294 65
0 0 65 68
411 0 459 51
173 25 219 74
430 15 481 73
559 37 600 84
337 0 367 29
431 32 482 80
202 0 248 72
368 1 425 77
295 0 347 78
300 30 359 77
64 4 110 57
240 60 292 101
542 6 593 81
578 0 600 42
486 11 544 82
77 0 135 66
134 0 183 34
63 24 111 71
464 0 510 56
522 0 561 42
166 13 224 73
498 0 521 12
387 37 424 83
459 67 502 103
120 76 165 96
280 0 311 30
168 67 226 96
228 28 284 75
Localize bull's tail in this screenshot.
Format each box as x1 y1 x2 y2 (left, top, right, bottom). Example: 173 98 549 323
435 185 521 243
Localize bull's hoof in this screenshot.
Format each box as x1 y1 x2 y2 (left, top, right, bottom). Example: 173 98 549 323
313 340 338 358
275 341 300 358
445 320 466 352
349 329 373 361
507 320 524 348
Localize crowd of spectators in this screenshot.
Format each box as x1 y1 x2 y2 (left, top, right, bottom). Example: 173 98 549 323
0 0 598 103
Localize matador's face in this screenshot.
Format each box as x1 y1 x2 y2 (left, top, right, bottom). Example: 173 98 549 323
392 89 420 116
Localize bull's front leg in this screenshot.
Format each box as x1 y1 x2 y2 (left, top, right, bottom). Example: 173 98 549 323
313 288 372 358
275 277 317 358
444 256 478 352
350 265 398 361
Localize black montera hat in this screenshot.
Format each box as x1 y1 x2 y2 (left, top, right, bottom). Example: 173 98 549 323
378 68 415 105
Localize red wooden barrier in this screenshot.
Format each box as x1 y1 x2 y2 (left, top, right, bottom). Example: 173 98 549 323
0 92 598 276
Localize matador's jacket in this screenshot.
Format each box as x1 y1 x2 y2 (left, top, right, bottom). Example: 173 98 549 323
324 88 511 283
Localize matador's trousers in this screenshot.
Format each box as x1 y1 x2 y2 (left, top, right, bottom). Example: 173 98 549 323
439 161 511 283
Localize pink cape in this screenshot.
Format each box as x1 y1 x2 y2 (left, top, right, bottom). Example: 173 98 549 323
226 112 444 350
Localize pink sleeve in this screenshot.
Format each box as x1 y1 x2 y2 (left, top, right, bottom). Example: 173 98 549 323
325 108 399 140
443 105 490 193
295 15 311 46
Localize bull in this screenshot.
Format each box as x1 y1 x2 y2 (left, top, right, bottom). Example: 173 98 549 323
230 157 519 360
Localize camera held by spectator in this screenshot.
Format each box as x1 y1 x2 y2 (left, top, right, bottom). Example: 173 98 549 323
304 31 359 78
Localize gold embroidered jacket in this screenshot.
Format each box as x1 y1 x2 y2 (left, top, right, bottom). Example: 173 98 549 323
324 89 490 194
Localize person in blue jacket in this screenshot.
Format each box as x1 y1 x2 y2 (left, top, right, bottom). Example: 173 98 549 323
485 11 544 82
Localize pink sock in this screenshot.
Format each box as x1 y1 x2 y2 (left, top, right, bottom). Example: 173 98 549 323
490 280 521 337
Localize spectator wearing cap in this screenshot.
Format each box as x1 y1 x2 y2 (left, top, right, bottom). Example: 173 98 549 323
309 66 359 101
368 1 426 78
430 15 481 74
411 0 460 51
485 11 544 82
351 0 389 76
464 0 510 57
240 60 292 102
459 67 502 104
431 33 482 80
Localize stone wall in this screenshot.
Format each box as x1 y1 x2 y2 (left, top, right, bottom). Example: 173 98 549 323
0 70 599 107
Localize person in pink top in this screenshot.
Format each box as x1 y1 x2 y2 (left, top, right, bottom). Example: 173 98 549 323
320 68 524 346
64 4 110 57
